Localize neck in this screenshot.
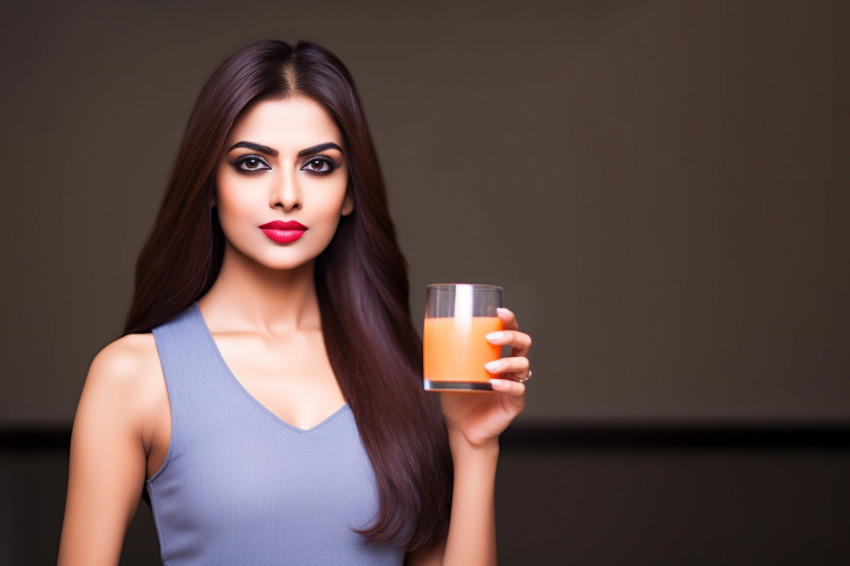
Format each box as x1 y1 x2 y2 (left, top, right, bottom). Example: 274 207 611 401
199 243 322 333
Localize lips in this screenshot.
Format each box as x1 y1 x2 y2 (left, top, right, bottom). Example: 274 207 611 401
259 220 308 244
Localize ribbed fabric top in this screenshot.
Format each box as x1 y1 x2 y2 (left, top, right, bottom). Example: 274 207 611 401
146 304 404 565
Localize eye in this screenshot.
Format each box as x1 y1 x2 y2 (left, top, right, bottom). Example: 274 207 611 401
233 155 271 172
301 156 339 175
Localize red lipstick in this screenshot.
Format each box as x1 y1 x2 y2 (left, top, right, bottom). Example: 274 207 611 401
259 220 308 244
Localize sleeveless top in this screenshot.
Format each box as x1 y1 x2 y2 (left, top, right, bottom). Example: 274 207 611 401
146 303 405 565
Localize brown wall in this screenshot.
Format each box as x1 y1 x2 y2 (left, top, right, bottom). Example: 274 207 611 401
1 0 848 425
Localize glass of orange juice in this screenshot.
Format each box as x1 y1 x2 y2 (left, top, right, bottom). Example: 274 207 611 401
423 283 503 391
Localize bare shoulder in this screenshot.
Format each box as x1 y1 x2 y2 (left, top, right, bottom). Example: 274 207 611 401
86 333 162 390
80 333 165 423
90 333 159 376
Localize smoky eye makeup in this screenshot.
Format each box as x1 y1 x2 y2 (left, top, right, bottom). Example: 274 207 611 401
300 155 342 176
298 142 344 176
231 154 272 173
224 141 343 175
226 141 276 174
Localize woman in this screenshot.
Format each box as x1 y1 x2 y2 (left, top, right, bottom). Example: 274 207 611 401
58 40 531 565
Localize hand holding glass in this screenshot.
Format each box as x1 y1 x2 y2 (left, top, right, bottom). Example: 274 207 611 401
423 284 503 392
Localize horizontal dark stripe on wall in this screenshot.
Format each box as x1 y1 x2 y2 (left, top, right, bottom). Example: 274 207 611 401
500 423 850 451
0 428 72 451
3 423 850 452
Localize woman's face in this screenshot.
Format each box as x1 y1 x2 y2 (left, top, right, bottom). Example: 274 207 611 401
215 96 353 272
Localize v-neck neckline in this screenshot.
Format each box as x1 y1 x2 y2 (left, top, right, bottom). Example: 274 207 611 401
190 303 350 433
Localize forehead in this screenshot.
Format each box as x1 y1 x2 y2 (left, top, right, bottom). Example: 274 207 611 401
226 96 342 148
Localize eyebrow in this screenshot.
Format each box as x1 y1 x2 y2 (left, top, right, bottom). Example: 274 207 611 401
226 141 343 158
298 142 343 157
227 141 278 156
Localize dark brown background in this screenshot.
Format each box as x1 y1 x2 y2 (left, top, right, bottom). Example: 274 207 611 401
1 1 849 564
1 0 847 426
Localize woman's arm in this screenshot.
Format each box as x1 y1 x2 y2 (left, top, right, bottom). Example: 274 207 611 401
58 335 162 566
408 308 531 566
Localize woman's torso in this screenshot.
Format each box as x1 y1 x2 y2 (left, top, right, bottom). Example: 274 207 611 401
134 303 403 565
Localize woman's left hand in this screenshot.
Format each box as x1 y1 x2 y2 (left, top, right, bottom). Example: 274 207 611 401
439 307 531 449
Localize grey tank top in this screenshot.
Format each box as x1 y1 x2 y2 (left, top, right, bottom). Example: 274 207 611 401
146 303 404 565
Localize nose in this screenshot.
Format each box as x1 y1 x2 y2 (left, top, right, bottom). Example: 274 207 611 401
270 169 301 212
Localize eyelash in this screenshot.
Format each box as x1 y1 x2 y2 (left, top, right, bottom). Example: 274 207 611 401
301 156 341 176
233 155 271 173
231 154 341 176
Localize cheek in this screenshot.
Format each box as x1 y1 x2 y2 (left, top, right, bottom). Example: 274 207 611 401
215 175 256 221
303 176 348 213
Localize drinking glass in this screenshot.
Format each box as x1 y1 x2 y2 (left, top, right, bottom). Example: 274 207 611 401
423 283 503 391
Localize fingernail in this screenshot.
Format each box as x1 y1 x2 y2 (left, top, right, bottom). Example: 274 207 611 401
486 332 504 342
485 360 501 372
489 378 508 387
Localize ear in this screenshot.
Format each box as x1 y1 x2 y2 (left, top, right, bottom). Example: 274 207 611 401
341 192 354 216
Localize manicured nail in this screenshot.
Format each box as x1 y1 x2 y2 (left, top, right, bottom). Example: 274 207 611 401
489 378 508 387
485 360 501 372
486 332 504 342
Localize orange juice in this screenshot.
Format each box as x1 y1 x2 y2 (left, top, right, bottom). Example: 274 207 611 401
423 316 503 386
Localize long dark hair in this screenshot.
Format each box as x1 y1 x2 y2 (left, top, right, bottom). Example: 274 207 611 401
126 40 452 550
